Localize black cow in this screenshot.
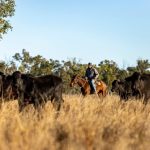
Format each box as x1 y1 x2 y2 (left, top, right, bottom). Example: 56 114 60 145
112 72 150 103
111 79 132 100
0 72 18 101
0 72 5 100
111 72 141 100
124 72 143 98
3 75 18 100
0 75 3 99
12 71 63 112
132 72 150 104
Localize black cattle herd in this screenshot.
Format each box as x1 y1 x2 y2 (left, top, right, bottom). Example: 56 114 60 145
0 71 150 112
111 72 150 104
0 71 63 112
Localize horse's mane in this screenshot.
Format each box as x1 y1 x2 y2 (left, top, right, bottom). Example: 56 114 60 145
71 74 88 84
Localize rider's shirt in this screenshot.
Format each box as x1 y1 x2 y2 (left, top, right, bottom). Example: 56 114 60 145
85 67 99 80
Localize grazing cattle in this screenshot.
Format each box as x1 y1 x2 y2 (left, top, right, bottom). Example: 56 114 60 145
0 75 3 99
0 72 5 100
124 72 143 99
111 72 150 101
0 72 18 101
3 75 18 100
111 72 141 100
12 71 63 112
132 72 150 104
70 74 107 98
111 79 132 100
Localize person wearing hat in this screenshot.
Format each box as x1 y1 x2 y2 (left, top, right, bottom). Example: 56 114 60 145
85 62 99 94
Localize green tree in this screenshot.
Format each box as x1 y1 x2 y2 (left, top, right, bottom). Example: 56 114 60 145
136 59 150 73
117 69 128 80
13 49 62 76
98 60 119 88
0 60 6 72
60 58 86 94
0 0 15 38
13 49 32 73
30 57 61 76
126 66 137 75
4 60 16 74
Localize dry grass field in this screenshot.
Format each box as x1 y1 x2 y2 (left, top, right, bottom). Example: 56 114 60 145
0 95 150 150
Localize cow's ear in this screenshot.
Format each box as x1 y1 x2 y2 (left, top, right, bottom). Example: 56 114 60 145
118 79 124 84
12 71 22 79
132 72 141 79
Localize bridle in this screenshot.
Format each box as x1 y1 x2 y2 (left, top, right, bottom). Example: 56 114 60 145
73 76 88 88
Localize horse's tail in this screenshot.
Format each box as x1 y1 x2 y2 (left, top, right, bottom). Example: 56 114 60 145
97 80 108 97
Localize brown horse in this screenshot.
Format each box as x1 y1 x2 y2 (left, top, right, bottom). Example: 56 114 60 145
70 74 107 97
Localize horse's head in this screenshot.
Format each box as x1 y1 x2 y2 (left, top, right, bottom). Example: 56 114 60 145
70 74 80 87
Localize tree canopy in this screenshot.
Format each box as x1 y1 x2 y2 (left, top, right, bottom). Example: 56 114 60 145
0 0 15 38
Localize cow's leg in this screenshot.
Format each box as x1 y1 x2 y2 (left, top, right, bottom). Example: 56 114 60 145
137 90 143 99
53 98 61 111
120 94 124 101
53 91 64 111
18 93 26 112
18 102 26 112
125 93 128 101
32 90 41 111
97 91 103 100
50 95 55 102
40 101 46 109
53 84 64 111
143 93 150 105
33 97 40 111
50 95 57 111
39 94 46 109
0 99 2 109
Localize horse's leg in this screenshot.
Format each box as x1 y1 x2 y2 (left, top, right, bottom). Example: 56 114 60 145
97 90 103 100
103 89 107 97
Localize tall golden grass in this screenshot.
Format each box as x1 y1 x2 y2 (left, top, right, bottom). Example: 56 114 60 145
0 95 150 150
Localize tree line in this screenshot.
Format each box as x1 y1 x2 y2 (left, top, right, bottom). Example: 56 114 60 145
0 49 150 93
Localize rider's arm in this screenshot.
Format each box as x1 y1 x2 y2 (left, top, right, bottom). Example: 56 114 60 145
85 69 88 79
93 68 99 79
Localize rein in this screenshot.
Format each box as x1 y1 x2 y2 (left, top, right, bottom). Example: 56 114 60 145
77 77 88 88
76 77 88 100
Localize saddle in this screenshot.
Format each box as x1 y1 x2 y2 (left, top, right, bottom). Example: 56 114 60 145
95 80 102 86
89 80 102 94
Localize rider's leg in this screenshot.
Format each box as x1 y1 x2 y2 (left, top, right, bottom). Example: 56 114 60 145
88 80 93 92
91 79 97 93
89 79 96 93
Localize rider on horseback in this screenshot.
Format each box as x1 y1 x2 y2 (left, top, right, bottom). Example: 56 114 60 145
85 62 99 94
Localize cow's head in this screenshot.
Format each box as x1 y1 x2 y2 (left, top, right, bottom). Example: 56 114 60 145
132 73 142 91
12 71 24 91
70 74 80 87
3 75 13 98
111 79 124 93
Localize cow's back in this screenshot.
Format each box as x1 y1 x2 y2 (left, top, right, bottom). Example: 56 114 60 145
139 74 150 91
33 75 62 89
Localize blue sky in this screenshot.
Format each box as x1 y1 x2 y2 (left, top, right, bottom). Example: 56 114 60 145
0 0 150 68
